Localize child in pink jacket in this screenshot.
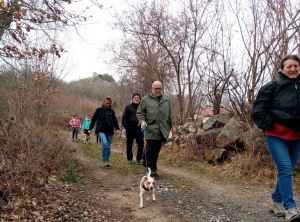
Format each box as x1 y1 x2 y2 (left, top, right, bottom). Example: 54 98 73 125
69 115 81 142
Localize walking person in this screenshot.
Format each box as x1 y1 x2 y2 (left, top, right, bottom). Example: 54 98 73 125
69 114 81 142
252 54 300 222
88 97 120 167
82 114 91 135
136 81 173 177
82 114 91 143
122 93 144 165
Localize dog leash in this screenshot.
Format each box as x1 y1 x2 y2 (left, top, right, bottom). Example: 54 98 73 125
141 126 149 175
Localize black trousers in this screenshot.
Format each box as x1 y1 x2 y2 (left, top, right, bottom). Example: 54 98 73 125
83 129 89 136
126 129 144 161
143 140 163 172
96 132 101 144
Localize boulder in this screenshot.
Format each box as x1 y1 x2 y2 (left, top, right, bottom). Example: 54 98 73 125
203 114 231 131
216 117 249 150
205 148 228 164
196 128 223 148
240 125 267 153
181 122 197 134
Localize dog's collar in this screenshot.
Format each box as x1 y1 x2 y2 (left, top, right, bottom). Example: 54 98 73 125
142 183 149 191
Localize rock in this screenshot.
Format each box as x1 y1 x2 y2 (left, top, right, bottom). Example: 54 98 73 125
196 128 223 147
203 114 231 131
216 117 249 150
205 148 228 164
240 125 267 153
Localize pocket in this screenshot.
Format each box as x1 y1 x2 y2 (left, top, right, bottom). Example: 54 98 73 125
146 119 156 125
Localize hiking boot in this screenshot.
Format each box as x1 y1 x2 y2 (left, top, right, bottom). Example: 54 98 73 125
150 171 158 177
286 207 300 222
137 159 143 165
128 160 132 164
269 202 285 217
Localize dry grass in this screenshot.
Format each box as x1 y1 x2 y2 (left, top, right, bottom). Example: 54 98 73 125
161 142 204 164
216 151 276 186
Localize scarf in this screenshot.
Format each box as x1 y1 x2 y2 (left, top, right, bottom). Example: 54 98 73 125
102 105 113 126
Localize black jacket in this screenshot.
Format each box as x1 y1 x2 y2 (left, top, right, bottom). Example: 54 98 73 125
122 103 140 132
89 106 120 134
252 72 300 130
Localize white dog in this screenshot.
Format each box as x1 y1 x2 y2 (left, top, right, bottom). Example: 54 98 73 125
83 134 90 144
139 167 156 208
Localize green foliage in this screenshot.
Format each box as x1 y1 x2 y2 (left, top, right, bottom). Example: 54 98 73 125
58 167 79 184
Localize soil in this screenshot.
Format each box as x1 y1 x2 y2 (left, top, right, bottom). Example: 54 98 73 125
67 138 299 222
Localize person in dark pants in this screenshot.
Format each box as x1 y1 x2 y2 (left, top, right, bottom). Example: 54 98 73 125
69 114 81 142
122 93 144 164
136 81 173 177
81 114 91 138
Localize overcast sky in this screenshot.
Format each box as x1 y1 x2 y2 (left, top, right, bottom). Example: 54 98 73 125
62 0 121 82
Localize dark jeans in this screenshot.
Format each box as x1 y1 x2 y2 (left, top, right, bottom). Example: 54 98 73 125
95 132 101 144
126 129 144 161
72 127 78 139
143 140 163 172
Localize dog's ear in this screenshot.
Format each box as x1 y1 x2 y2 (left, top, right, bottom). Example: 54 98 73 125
141 176 147 183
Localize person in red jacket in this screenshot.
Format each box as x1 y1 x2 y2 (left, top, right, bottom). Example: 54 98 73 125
69 114 81 142
252 54 300 221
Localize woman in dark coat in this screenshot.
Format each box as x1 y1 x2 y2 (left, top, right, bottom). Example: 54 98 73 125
89 96 120 167
252 54 300 221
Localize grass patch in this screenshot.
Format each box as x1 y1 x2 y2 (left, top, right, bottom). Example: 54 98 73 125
78 135 146 176
77 135 196 190
58 167 80 184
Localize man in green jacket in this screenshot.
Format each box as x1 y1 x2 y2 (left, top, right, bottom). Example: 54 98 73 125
136 81 172 177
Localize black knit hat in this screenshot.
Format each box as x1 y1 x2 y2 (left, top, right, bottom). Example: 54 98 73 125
132 92 141 100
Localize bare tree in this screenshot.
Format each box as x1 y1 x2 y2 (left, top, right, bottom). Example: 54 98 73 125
110 0 220 124
0 0 102 63
226 0 300 121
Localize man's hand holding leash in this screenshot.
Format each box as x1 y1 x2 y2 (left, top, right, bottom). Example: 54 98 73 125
140 121 147 130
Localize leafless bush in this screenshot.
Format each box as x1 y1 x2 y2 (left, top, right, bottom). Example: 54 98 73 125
1 68 61 125
162 141 205 163
0 118 71 204
0 67 78 218
50 92 98 130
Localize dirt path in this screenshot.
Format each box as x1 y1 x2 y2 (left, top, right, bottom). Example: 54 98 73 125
70 138 297 222
73 142 188 222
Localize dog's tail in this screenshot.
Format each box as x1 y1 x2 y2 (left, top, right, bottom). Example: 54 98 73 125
146 167 151 177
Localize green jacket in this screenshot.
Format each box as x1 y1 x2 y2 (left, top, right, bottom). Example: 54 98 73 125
136 93 172 141
82 118 91 131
